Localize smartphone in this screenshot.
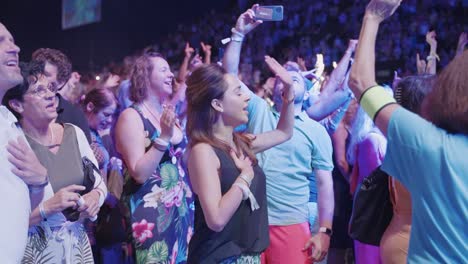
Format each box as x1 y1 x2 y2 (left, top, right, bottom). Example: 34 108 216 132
254 5 284 21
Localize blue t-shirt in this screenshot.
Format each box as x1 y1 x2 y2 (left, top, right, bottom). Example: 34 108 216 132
382 107 468 263
244 87 333 225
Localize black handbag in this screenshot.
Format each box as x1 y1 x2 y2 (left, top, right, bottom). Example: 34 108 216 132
349 166 393 246
62 156 98 222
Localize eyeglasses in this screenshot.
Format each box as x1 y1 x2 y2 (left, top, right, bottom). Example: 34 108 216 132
26 83 58 97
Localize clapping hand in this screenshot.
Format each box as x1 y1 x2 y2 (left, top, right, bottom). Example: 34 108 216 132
159 104 177 142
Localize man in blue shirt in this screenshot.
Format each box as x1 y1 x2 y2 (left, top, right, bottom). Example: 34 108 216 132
349 1 468 262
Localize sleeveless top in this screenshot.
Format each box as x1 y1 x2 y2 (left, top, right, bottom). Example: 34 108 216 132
26 123 84 193
187 147 269 264
121 105 193 264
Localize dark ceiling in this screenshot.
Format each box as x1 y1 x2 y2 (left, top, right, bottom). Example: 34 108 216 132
1 0 235 72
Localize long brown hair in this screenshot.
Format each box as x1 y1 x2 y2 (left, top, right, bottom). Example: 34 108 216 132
129 50 164 103
422 51 468 134
186 64 257 162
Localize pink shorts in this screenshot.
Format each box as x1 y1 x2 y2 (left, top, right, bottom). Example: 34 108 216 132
261 222 311 264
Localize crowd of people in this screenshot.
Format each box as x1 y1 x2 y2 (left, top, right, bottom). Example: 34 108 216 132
0 0 466 263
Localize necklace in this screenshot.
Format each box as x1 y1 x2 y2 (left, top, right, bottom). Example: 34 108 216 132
47 126 61 149
143 101 161 123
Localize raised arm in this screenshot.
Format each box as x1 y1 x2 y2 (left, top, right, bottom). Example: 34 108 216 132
223 5 262 75
348 0 402 136
177 43 194 83
425 31 438 74
201 42 212 65
321 40 357 97
251 56 295 153
455 32 467 57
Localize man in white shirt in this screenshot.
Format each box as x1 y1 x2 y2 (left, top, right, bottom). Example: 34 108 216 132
0 22 48 263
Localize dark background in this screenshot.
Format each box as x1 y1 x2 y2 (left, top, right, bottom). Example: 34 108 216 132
1 0 235 72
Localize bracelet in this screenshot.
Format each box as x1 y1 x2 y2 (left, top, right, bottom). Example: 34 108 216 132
153 137 169 146
230 28 245 42
233 182 260 211
231 28 245 38
282 92 295 104
28 176 49 194
233 182 249 200
238 174 252 187
359 85 397 121
152 137 169 152
39 202 48 222
426 54 440 61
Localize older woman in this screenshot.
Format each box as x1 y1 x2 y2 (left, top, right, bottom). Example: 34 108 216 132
115 51 192 263
349 0 467 262
3 60 107 263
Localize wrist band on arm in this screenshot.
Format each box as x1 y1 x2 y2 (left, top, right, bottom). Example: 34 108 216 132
232 182 260 211
359 85 397 121
238 174 252 187
230 28 245 42
152 137 169 152
39 202 48 222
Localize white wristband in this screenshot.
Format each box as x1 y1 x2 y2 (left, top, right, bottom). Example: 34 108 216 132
233 183 249 200
238 174 252 187
153 137 169 146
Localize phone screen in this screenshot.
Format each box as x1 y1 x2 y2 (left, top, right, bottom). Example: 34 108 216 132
254 5 284 21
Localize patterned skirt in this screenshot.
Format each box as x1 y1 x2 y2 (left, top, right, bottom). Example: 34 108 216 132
219 254 261 264
21 222 94 264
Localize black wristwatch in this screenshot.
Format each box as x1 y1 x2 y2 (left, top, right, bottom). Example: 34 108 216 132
319 227 333 237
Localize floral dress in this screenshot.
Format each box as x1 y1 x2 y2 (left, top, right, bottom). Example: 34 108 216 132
122 106 193 264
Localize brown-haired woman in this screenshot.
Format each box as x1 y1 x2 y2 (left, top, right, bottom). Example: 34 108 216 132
115 51 192 263
83 88 125 261
186 57 295 263
83 88 118 179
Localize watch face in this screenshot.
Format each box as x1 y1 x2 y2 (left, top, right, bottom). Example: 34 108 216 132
319 227 332 236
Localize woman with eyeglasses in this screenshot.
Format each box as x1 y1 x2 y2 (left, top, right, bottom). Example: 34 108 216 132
3 60 107 263
115 50 193 263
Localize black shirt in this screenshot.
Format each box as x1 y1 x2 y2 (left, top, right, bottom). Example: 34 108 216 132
56 93 91 143
187 147 269 264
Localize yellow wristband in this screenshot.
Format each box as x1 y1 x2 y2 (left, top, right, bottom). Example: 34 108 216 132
359 85 397 121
